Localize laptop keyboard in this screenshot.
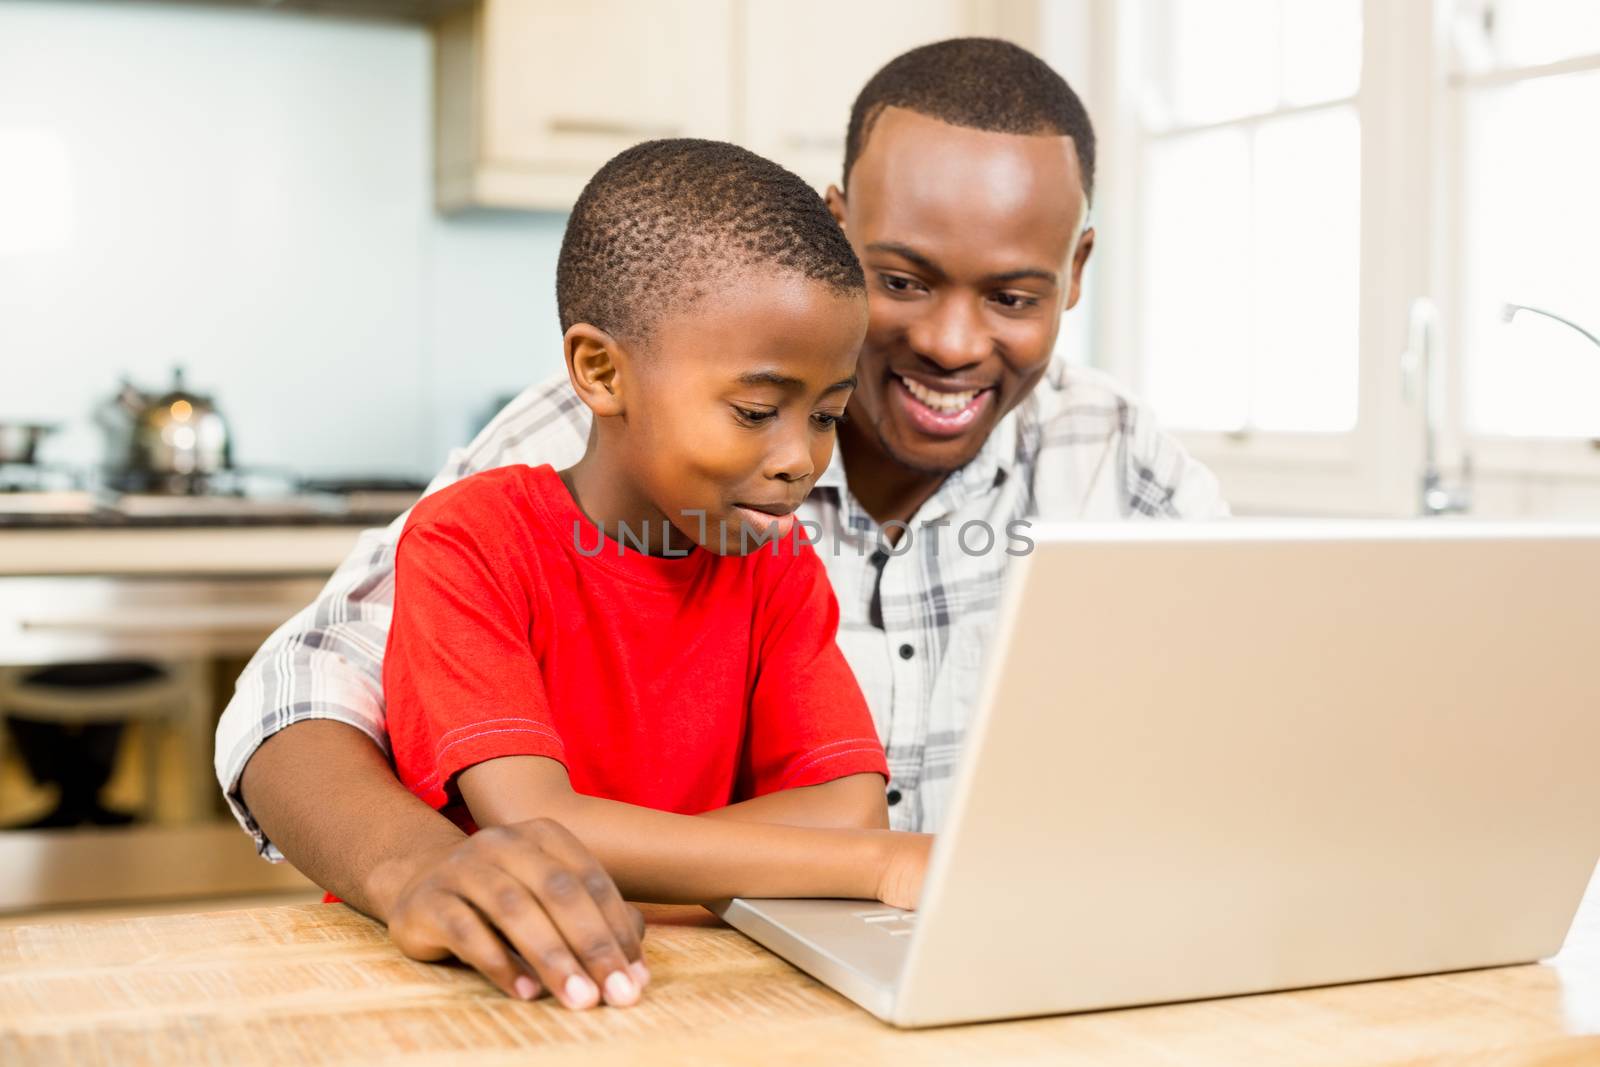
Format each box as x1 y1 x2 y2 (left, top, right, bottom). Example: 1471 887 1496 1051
852 909 918 936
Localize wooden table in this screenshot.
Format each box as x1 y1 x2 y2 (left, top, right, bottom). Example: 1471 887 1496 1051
3 883 1598 1067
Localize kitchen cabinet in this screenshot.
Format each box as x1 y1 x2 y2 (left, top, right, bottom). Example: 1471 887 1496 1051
434 0 1039 211
740 1 972 193
435 0 735 211
0 533 358 906
0 575 327 666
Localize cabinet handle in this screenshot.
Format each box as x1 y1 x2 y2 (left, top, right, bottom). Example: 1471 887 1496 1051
20 607 296 634
547 117 682 138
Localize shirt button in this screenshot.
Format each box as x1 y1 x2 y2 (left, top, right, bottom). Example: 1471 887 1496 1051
898 643 914 660
886 788 903 806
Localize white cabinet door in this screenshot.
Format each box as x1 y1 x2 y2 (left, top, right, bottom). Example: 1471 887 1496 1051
738 0 974 193
438 0 735 211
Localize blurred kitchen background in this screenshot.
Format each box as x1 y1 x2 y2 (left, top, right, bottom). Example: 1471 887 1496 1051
0 0 1595 916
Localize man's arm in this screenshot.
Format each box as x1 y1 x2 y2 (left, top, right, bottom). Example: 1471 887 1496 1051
214 375 591 858
459 757 928 908
215 376 617 1004
241 720 648 1009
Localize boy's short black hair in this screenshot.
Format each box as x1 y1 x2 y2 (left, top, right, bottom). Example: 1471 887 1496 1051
557 139 865 344
843 37 1096 203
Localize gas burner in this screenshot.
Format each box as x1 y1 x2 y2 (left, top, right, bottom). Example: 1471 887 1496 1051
0 463 82 494
100 466 302 498
104 468 238 497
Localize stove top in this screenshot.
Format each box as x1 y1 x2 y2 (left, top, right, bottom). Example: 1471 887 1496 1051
0 463 81 494
0 467 425 529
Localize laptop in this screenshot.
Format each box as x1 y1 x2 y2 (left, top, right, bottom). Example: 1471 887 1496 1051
712 521 1600 1028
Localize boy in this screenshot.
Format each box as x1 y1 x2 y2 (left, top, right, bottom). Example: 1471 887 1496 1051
382 140 932 1011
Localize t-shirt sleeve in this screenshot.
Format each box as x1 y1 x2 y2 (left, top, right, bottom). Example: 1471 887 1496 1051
740 543 888 798
383 516 566 811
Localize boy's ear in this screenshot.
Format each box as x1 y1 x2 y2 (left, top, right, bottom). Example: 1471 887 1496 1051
564 323 627 418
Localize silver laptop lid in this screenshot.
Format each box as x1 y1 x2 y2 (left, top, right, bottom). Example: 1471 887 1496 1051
895 521 1600 1026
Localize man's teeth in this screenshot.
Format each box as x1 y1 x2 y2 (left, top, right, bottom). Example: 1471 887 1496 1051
900 376 981 413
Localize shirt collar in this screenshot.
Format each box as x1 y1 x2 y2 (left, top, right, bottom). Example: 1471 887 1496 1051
815 443 849 492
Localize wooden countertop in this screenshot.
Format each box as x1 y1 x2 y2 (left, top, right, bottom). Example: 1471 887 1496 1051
3 882 1597 1066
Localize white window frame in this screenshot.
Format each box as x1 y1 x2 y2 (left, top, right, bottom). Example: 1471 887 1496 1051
1440 42 1600 511
1083 0 1600 517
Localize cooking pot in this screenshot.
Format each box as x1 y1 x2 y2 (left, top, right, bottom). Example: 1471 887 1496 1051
0 422 56 465
99 368 232 484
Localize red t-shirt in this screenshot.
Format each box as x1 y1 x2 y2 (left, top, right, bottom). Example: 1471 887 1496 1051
383 463 887 831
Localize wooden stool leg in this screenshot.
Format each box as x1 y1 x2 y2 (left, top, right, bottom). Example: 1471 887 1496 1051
143 719 165 823
183 659 218 822
0 667 15 818
0 715 10 819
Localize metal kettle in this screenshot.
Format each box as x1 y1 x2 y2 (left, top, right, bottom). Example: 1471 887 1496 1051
101 368 233 488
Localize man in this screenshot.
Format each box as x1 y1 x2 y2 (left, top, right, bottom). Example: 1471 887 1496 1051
216 38 1225 1005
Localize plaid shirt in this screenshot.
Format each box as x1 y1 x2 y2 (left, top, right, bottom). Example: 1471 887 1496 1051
216 360 1227 857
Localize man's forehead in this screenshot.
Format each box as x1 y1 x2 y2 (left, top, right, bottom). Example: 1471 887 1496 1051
849 107 1086 270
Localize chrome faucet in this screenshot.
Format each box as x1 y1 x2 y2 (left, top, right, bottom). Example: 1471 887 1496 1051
1501 303 1600 351
1407 298 1472 516
1405 301 1596 517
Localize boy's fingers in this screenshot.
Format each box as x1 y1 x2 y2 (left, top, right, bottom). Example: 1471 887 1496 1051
425 898 532 1001
527 820 646 965
463 870 613 1009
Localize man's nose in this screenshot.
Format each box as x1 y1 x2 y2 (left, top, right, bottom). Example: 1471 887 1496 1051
906 294 990 370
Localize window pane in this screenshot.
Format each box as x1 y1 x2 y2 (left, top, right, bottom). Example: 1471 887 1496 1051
1462 69 1600 437
1145 0 1361 127
1250 107 1361 431
1456 0 1600 69
1142 128 1252 430
1149 0 1279 126
1141 109 1360 433
1280 0 1363 106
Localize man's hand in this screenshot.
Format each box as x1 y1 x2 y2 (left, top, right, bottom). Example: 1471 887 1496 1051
381 818 649 1009
875 832 934 910
240 722 649 1008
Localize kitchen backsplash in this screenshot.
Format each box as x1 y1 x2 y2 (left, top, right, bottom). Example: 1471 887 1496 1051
0 1 568 480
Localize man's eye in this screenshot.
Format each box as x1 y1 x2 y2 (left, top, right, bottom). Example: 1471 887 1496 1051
733 406 777 424
879 273 923 294
993 291 1040 310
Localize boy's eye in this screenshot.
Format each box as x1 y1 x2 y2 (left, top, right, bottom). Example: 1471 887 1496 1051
811 411 847 430
733 405 778 425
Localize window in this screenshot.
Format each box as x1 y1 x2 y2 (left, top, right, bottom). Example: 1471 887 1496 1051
1452 2 1600 439
1088 0 1600 514
1137 0 1362 434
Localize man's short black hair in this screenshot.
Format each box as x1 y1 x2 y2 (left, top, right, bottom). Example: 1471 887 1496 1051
843 37 1096 203
558 139 864 344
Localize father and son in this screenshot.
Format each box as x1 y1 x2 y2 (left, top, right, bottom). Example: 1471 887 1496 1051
214 38 1228 1011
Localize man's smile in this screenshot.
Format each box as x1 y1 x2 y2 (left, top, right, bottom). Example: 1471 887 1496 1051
891 372 996 438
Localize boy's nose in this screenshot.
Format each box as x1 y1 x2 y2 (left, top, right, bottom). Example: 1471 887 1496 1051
765 430 815 483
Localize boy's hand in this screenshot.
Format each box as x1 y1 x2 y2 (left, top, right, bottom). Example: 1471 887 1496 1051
874 832 934 910
381 818 649 1009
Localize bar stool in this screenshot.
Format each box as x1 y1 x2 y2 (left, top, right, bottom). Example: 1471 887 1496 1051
0 659 215 824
